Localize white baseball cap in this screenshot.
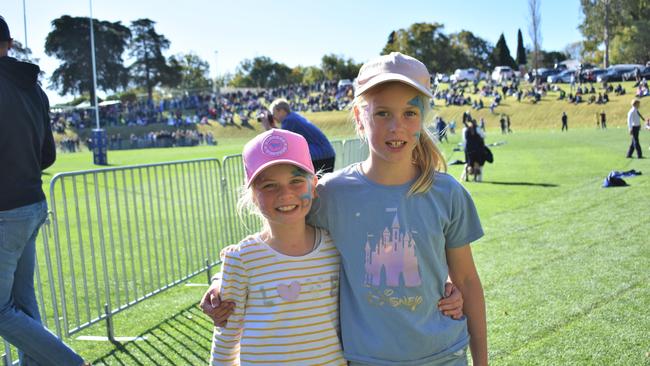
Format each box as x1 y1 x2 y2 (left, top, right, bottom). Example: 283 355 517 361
354 52 433 99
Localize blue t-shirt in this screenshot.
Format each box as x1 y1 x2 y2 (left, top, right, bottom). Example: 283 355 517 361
308 164 483 365
281 112 335 160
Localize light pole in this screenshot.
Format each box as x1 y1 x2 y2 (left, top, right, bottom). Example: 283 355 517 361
22 0 27 50
89 0 107 165
213 50 218 94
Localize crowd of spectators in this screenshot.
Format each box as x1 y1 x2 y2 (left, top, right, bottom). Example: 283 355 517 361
50 79 354 152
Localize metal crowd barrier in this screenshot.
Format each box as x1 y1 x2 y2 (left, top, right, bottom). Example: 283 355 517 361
1 138 368 363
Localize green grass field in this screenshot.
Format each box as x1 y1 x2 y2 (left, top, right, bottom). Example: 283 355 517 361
22 84 650 365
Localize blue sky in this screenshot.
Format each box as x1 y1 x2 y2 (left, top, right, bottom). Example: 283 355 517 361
1 0 583 103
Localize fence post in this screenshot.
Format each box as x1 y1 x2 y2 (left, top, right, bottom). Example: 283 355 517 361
206 259 212 285
105 304 116 344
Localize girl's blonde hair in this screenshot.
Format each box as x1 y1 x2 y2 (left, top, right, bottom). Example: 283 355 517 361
351 83 447 195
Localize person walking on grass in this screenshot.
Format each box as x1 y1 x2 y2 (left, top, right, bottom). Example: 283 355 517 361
561 112 568 131
627 99 645 159
0 15 90 366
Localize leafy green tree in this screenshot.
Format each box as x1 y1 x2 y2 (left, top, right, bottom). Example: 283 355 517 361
321 54 361 80
449 30 494 70
172 52 212 91
8 40 35 63
491 33 517 68
381 22 455 73
609 20 650 64
229 56 297 87
516 29 527 67
128 18 172 100
45 15 131 104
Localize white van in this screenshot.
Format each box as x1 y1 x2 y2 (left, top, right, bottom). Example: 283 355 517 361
491 66 514 82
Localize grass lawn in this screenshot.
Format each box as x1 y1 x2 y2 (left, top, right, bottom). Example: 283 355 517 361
18 86 650 365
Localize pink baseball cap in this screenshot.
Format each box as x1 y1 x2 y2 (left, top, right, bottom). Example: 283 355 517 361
242 129 315 187
354 52 433 99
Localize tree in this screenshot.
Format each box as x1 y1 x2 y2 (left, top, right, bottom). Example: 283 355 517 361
564 41 584 60
172 53 212 91
579 0 650 67
381 22 455 73
128 18 172 100
528 0 542 82
449 30 494 70
45 15 131 103
321 54 361 80
230 56 297 88
9 40 35 63
609 20 650 64
491 33 516 68
516 29 527 67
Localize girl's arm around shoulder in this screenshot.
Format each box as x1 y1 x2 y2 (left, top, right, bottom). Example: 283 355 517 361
446 244 487 366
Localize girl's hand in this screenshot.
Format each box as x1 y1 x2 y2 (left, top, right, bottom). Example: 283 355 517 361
438 282 464 319
200 281 235 326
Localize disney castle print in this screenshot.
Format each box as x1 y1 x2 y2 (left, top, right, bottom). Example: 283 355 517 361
364 214 421 288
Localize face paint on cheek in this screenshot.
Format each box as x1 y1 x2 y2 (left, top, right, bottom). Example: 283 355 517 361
300 177 313 203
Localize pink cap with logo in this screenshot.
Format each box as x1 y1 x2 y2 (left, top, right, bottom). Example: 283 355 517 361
243 129 315 187
354 52 433 99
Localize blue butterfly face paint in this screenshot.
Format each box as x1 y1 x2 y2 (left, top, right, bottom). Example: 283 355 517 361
293 168 313 202
408 96 425 116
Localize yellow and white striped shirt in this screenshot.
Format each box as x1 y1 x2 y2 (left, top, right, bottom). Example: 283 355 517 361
210 228 345 366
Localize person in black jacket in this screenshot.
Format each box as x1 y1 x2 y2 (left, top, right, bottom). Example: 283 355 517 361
461 119 487 182
0 16 89 366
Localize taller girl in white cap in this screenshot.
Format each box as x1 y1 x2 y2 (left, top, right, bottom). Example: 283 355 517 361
311 52 488 365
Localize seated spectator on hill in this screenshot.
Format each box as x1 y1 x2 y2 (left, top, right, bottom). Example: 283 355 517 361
267 98 336 174
558 89 566 100
603 93 609 103
615 84 625 95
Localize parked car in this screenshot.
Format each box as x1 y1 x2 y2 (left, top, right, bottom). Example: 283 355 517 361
491 66 514 82
450 68 480 82
547 69 576 83
337 79 353 89
433 73 450 83
597 64 643 83
527 67 562 82
622 66 650 81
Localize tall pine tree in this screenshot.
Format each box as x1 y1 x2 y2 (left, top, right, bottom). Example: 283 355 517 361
516 29 527 66
491 33 516 68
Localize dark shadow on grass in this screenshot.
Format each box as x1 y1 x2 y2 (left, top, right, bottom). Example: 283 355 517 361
482 181 559 188
92 303 211 366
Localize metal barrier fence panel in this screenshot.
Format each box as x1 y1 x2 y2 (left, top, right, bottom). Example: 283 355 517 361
221 155 262 243
47 158 224 336
340 138 369 168
2 139 365 358
330 140 344 171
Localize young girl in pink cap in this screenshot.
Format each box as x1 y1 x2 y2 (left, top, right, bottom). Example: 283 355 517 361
208 129 346 365
203 52 481 366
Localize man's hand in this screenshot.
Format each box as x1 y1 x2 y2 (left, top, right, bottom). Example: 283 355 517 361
200 281 235 327
438 282 464 320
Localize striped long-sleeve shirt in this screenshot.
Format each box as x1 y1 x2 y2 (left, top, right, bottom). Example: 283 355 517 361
210 228 345 366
